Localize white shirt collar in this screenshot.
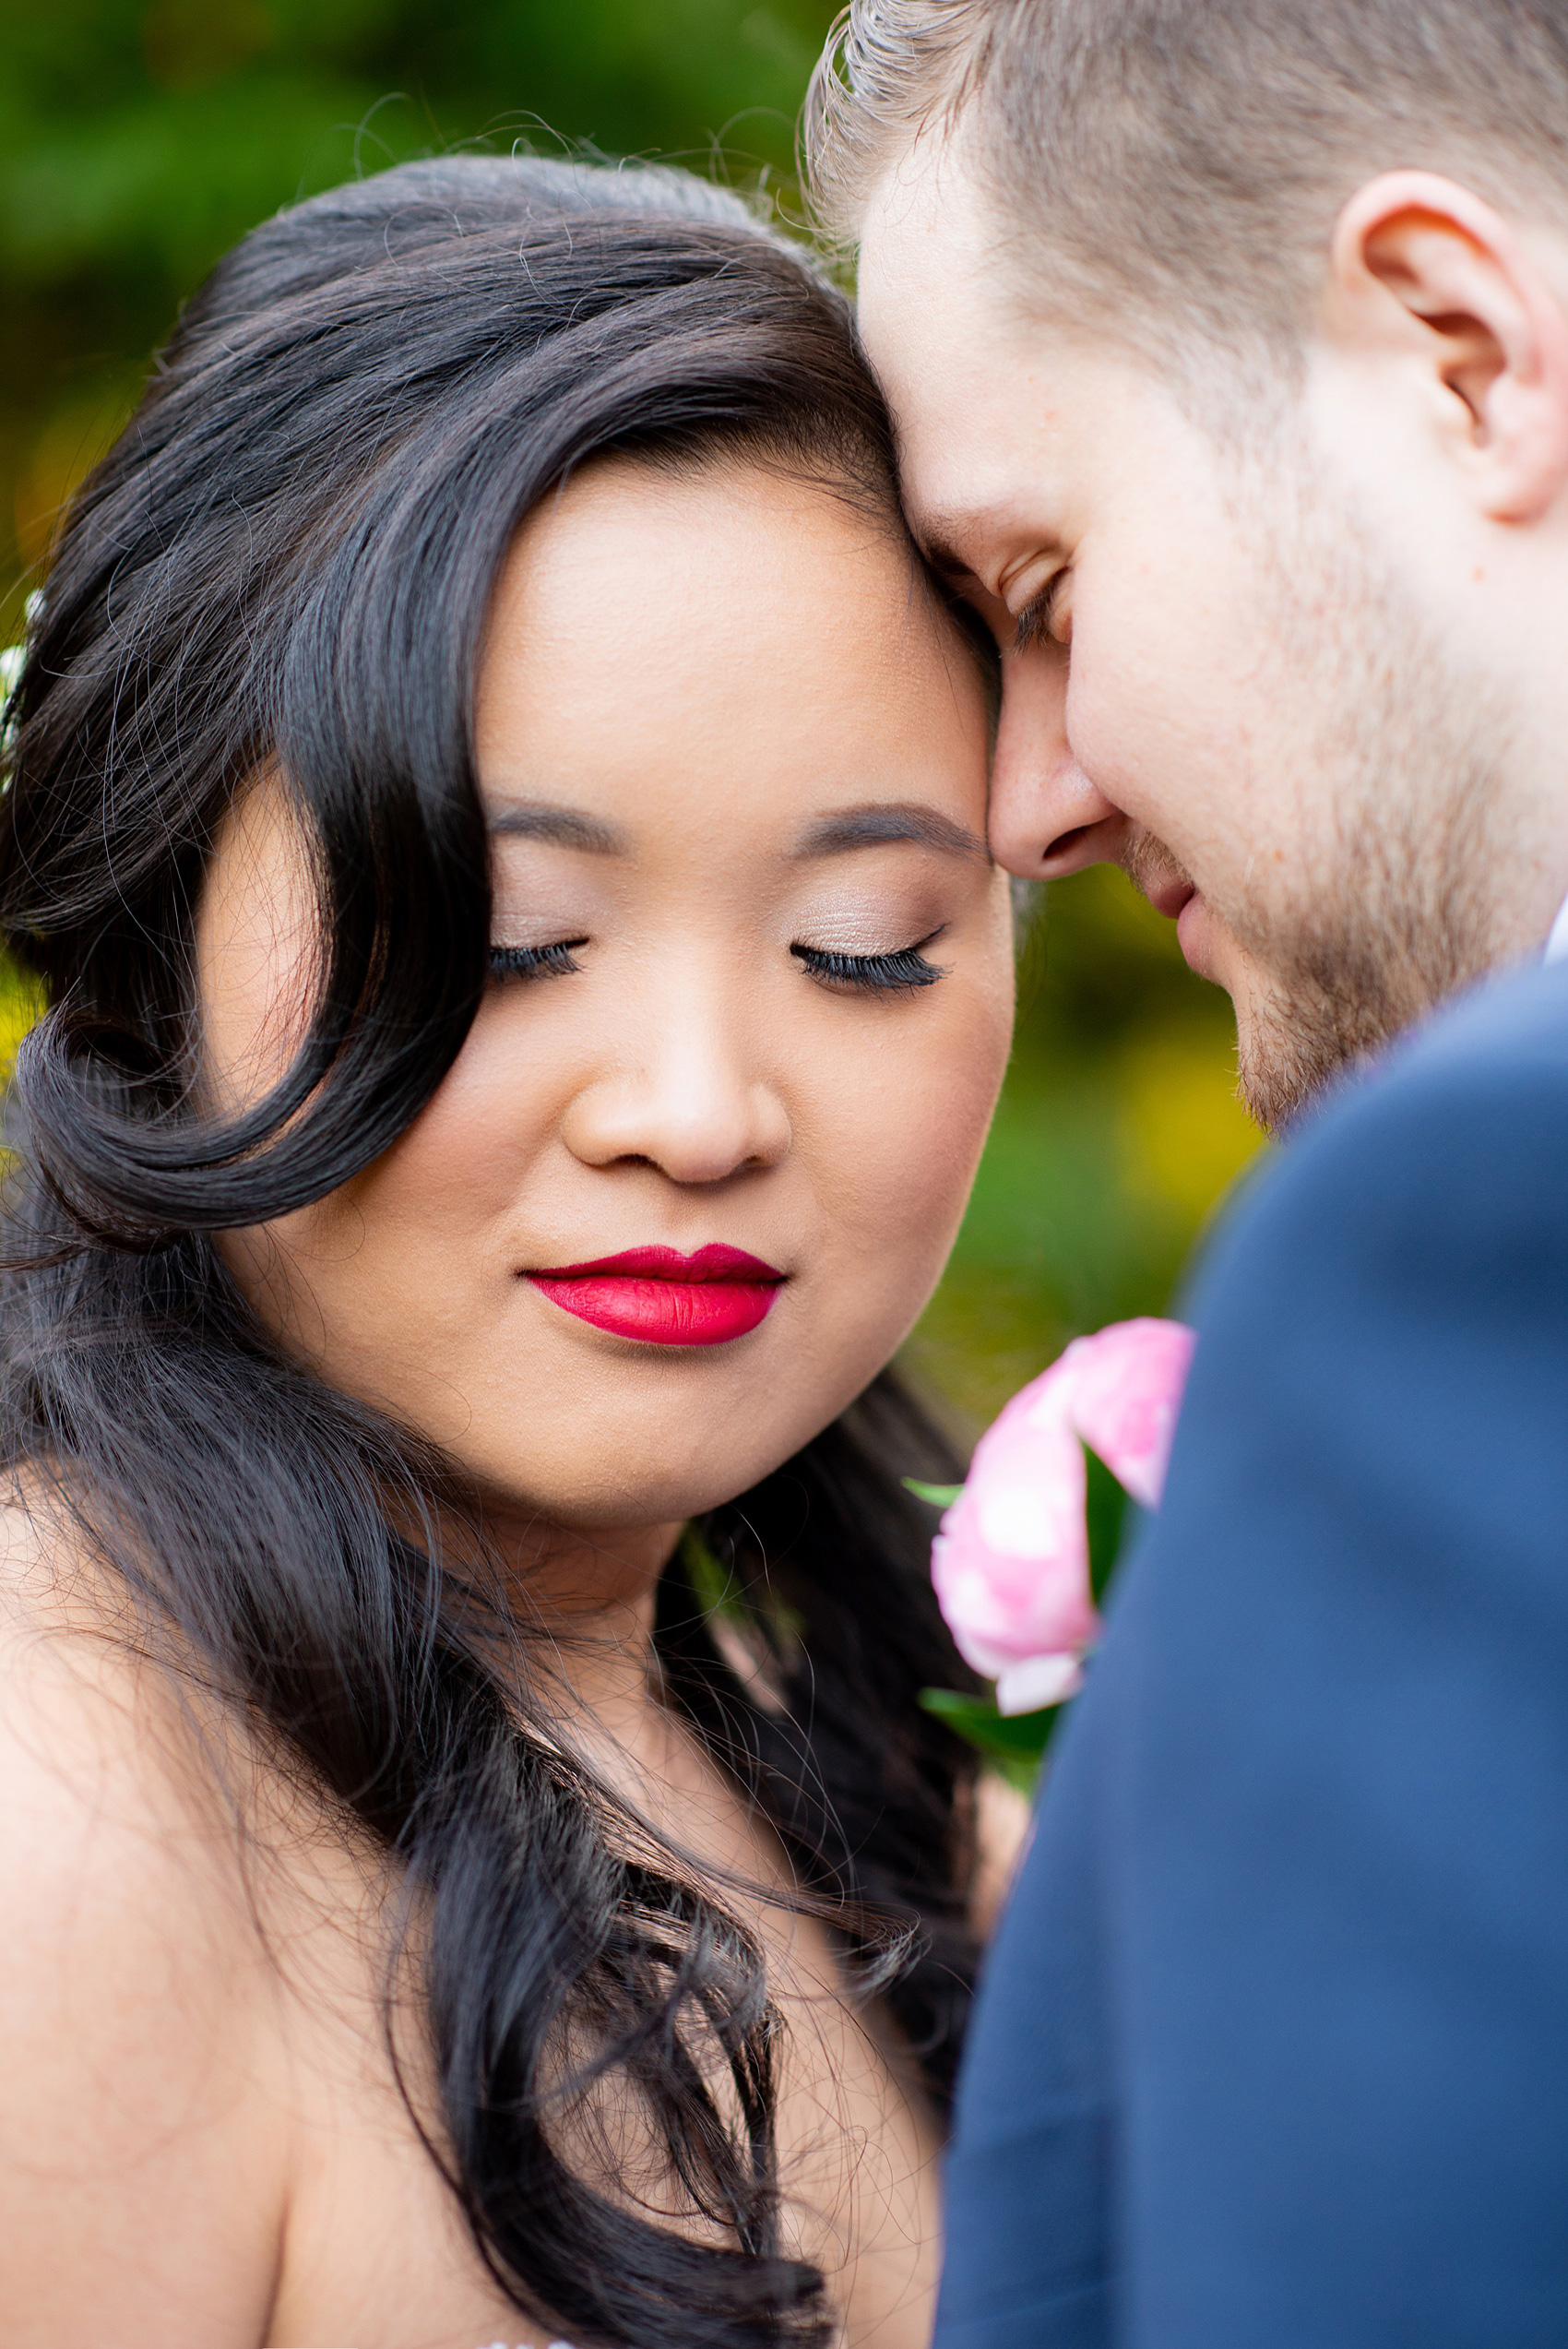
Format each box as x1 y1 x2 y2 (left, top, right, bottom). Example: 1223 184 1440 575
1548 892 1568 966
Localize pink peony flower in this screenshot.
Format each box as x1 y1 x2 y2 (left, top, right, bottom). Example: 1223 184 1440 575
932 1318 1195 1714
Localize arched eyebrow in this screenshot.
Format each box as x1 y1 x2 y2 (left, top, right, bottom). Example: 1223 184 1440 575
488 802 627 853
791 803 989 861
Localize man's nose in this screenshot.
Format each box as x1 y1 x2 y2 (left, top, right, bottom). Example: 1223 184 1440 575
988 644 1132 879
561 994 792 1186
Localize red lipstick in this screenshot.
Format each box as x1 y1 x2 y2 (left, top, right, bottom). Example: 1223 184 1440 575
527 1244 784 1347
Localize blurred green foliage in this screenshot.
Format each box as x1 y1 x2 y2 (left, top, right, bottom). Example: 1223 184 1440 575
0 0 1262 1425
0 0 837 609
910 867 1262 1430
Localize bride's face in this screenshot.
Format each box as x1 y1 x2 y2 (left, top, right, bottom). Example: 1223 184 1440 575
202 458 1013 1534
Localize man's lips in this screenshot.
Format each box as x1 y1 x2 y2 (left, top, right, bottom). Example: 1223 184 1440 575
1175 889 1219 982
526 1245 785 1347
1145 874 1196 922
1139 871 1220 984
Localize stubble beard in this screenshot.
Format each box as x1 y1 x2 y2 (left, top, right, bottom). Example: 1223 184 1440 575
1134 464 1522 1134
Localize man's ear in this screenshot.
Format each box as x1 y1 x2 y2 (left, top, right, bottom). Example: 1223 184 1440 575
1328 170 1568 522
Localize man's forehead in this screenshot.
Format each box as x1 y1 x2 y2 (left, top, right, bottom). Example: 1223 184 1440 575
859 237 1075 562
857 169 1171 573
856 139 1004 376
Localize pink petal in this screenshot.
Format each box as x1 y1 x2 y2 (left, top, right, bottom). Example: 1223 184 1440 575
932 1377 1097 1671
1066 1318 1196 1508
928 1317 1195 1699
995 1653 1084 1714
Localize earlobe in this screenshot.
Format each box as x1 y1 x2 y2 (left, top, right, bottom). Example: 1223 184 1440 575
1330 170 1568 522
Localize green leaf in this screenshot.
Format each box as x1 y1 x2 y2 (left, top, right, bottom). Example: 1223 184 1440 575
902 1477 964 1508
1083 1440 1132 1604
678 1523 742 1622
678 1523 804 1656
919 1687 1055 1795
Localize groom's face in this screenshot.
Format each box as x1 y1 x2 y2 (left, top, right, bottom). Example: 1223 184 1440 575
858 154 1514 1129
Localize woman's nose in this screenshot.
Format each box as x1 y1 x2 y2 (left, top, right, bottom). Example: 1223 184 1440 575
989 643 1132 879
560 1009 792 1186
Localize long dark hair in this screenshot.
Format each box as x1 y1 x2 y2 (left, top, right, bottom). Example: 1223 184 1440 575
0 155 981 2348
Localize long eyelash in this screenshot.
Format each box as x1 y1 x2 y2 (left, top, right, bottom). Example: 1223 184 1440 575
1013 575 1063 655
488 939 586 981
791 935 949 995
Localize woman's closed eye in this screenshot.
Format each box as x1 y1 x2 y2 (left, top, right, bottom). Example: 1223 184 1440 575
792 929 949 995
489 931 952 995
489 938 588 981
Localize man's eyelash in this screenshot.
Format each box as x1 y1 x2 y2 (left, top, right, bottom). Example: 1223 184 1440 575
791 934 949 995
1013 575 1064 654
488 939 586 981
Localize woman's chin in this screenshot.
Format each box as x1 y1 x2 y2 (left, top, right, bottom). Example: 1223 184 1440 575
471 1453 775 1544
441 1334 894 1536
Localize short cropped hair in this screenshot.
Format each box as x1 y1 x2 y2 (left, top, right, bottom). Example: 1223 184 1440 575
803 0 1568 353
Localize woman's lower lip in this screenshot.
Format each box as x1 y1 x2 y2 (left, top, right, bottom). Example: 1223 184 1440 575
528 1274 780 1346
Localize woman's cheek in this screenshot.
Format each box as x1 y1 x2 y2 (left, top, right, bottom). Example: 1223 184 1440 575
817 976 1012 1334
241 1013 561 1393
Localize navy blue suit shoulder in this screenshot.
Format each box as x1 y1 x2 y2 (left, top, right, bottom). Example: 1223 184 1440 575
937 962 1568 2349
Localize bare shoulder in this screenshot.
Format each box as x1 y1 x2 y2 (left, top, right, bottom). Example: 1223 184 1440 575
0 1485 244 1855
0 1490 290 2345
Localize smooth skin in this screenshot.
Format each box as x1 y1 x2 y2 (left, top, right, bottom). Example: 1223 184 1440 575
0 459 1018 2348
857 141 1568 1125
